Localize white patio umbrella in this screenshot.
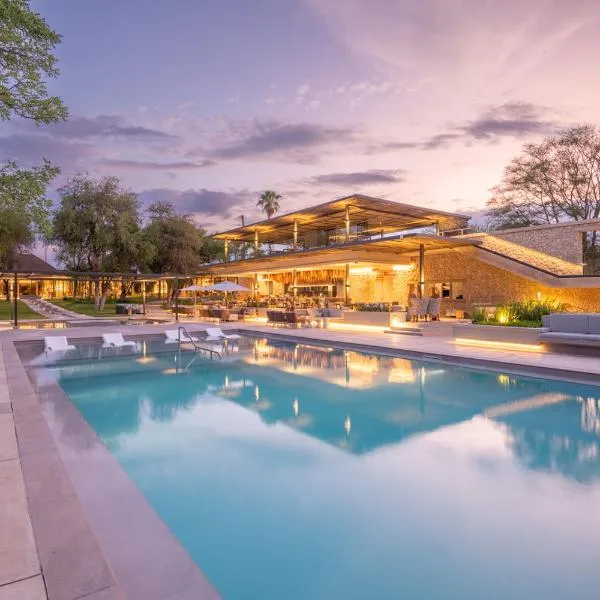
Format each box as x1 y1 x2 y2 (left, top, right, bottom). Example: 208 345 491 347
179 284 209 310
205 281 251 307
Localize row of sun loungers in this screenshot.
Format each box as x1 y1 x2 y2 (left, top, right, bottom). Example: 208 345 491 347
44 328 241 355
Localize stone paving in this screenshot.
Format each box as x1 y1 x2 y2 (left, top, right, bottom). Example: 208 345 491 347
0 343 46 600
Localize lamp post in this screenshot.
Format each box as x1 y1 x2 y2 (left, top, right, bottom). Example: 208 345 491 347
13 272 18 327
419 244 425 298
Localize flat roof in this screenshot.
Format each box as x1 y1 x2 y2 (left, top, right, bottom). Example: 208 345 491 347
203 232 481 274
214 194 470 243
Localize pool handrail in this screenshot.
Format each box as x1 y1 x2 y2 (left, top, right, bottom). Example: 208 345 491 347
177 326 222 360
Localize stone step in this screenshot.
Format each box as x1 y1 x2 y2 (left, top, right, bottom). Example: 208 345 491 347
384 327 423 336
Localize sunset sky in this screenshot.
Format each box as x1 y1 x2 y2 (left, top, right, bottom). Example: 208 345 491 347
7 0 600 231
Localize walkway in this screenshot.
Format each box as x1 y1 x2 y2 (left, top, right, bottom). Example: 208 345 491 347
20 298 87 320
0 343 46 599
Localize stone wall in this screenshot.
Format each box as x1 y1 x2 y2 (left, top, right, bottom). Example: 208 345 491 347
488 220 600 264
422 249 600 312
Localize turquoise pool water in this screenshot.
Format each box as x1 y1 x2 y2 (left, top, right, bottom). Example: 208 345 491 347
50 337 600 599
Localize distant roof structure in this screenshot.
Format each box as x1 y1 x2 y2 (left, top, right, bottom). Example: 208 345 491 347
11 253 57 274
213 194 470 244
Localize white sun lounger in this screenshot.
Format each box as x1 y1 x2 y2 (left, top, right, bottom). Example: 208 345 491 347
205 327 241 341
102 333 138 349
44 336 76 354
164 329 200 344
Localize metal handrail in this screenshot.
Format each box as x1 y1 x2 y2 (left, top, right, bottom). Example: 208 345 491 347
177 326 222 360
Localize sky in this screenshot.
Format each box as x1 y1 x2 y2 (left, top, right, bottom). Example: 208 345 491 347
7 0 600 232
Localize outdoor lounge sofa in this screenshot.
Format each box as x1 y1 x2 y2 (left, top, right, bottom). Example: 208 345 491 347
539 313 600 347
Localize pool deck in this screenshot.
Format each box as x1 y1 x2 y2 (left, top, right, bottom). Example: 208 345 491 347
0 320 599 600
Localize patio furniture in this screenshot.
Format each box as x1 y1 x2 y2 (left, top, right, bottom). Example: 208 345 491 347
44 336 76 354
539 313 600 348
426 297 442 321
407 298 429 321
205 327 241 341
101 333 138 349
164 329 200 344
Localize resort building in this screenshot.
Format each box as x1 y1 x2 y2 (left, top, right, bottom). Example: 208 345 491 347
205 194 600 314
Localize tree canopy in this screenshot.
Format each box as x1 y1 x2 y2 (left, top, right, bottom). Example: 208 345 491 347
52 175 148 272
0 0 67 123
486 125 600 229
0 0 66 271
0 159 58 270
145 201 211 274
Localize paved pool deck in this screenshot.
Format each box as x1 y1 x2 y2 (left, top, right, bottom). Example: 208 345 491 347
0 320 598 600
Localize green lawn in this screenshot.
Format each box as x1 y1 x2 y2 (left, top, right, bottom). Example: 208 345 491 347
0 300 43 320
50 300 117 316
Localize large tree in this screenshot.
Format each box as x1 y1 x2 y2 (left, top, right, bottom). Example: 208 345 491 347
257 190 282 220
486 125 600 229
144 201 212 301
52 175 148 308
145 201 206 273
0 0 67 276
0 0 67 123
0 160 58 298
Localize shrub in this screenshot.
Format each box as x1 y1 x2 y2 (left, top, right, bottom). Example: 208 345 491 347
354 302 390 312
471 298 566 327
471 307 487 323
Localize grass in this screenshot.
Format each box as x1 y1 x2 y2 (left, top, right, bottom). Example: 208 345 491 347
50 299 117 317
0 300 43 320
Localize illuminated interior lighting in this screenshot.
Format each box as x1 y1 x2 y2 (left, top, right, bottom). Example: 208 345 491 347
392 264 414 272
349 267 375 275
454 338 544 353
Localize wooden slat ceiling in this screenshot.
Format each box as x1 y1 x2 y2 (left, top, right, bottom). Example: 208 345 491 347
203 233 481 274
214 194 470 243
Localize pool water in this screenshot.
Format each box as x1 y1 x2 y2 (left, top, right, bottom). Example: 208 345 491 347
50 337 600 599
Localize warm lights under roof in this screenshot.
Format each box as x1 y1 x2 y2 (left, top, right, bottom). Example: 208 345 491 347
392 264 414 272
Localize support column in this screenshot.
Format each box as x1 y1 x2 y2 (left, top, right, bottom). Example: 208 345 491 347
344 263 350 305
254 230 259 254
292 269 297 307
13 273 18 327
224 238 229 262
293 219 298 246
345 206 350 242
174 277 179 322
419 244 425 299
142 284 146 316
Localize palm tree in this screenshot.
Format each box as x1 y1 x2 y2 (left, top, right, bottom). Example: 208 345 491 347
257 190 282 220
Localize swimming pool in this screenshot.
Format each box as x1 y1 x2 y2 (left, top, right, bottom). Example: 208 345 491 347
43 335 600 599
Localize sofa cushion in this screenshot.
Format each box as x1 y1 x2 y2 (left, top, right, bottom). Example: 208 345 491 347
539 332 600 346
545 313 589 334
587 314 600 335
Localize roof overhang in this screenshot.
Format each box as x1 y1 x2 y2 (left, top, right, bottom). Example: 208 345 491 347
201 233 481 275
213 194 470 243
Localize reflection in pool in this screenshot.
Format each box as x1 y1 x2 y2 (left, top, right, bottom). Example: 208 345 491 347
41 336 600 600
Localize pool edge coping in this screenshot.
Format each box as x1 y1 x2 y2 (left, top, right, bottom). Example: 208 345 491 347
234 327 600 387
2 336 222 600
